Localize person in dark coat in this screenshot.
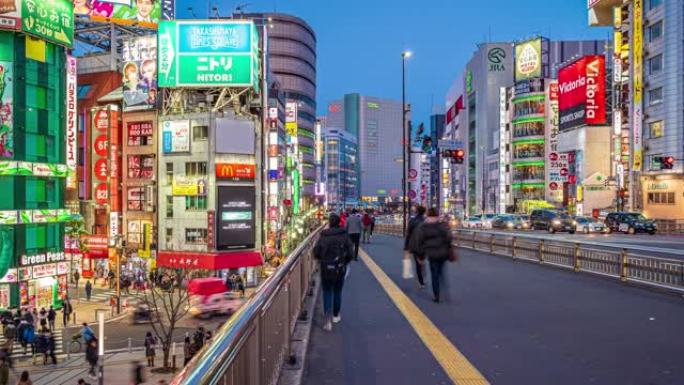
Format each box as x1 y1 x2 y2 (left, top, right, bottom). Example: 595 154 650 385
314 213 354 332
85 281 92 301
44 332 57 365
47 307 56 331
410 208 453 303
85 339 98 377
405 206 427 287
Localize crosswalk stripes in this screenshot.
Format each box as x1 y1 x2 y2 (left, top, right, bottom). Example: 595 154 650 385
0 329 65 360
75 289 149 303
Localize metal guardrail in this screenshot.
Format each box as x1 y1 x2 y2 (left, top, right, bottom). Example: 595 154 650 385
170 226 324 385
375 223 684 293
375 223 404 237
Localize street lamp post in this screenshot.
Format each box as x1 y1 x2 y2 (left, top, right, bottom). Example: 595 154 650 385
402 51 412 233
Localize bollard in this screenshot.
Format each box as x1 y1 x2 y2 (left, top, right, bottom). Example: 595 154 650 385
173 354 177 370
128 337 132 353
620 248 628 282
472 232 476 249
489 234 495 254
574 243 581 272
73 312 76 325
539 239 545 263
511 236 517 259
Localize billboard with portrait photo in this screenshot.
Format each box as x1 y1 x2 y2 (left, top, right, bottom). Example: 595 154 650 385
72 0 170 28
122 36 157 111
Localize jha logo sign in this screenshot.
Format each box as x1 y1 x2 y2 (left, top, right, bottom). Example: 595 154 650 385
488 47 506 72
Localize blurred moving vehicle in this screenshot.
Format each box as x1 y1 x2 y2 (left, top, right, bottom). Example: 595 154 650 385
188 278 245 319
604 212 657 235
517 214 531 229
463 216 483 229
574 216 607 234
481 214 497 229
492 215 524 230
530 209 576 234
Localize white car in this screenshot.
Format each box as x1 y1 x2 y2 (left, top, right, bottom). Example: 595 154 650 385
189 291 245 319
574 216 607 234
481 214 497 229
463 216 483 229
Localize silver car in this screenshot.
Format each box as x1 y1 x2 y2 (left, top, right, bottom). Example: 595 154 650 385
575 216 607 234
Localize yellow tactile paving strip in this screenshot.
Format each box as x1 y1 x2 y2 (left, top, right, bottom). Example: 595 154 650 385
360 248 490 385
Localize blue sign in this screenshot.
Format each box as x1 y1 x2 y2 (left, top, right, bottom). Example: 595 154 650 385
163 131 172 153
268 170 279 180
178 23 252 54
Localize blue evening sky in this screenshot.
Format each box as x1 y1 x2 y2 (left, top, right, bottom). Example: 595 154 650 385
177 0 610 126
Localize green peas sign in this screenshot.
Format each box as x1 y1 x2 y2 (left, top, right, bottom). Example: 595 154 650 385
157 20 260 89
22 0 74 47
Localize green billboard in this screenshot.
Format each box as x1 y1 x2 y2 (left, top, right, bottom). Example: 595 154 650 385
22 0 74 47
158 20 259 88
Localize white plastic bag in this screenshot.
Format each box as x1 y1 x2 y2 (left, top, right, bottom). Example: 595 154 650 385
402 252 414 279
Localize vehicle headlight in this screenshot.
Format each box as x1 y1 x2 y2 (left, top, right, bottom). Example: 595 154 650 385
572 220 577 226
506 222 513 228
552 220 561 225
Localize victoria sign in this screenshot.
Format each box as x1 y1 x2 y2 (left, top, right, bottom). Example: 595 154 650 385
558 55 606 131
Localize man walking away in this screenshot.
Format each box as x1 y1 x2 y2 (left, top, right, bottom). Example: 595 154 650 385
0 357 8 385
362 212 372 243
369 213 376 242
85 339 98 378
314 213 354 331
410 208 453 303
85 280 92 301
47 306 56 331
405 206 426 288
45 332 57 365
62 298 72 327
345 209 363 260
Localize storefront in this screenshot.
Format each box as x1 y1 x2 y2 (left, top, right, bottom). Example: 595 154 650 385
17 253 69 309
641 176 684 220
80 235 110 279
157 251 263 287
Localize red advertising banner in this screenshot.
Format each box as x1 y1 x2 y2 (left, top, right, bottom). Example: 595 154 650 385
558 55 606 131
90 106 121 211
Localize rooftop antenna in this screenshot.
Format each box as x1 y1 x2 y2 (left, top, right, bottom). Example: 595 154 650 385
187 7 197 18
212 6 221 18
234 3 251 17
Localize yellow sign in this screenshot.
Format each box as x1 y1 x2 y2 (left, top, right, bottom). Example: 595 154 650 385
286 122 298 137
172 178 206 196
577 185 584 202
138 222 153 258
25 37 46 62
632 0 643 171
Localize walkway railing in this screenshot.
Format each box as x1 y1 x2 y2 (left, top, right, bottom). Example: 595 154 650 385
453 229 684 293
375 224 684 293
170 226 324 385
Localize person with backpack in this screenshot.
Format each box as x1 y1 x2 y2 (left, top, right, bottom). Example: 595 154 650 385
345 209 363 261
85 339 98 378
144 332 156 367
361 212 372 244
405 206 427 288
47 307 56 331
314 213 354 331
20 321 34 355
409 208 455 303
80 323 95 344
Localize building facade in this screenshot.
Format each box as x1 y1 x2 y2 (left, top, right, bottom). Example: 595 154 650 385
322 128 358 209
590 0 684 220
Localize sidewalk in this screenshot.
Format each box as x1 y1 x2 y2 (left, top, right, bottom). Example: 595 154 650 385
7 350 178 385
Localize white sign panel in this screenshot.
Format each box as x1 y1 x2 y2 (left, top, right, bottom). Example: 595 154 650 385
162 120 190 153
109 212 120 246
66 55 78 189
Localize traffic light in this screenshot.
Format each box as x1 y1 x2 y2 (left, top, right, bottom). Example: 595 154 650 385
660 156 675 169
422 136 432 153
454 149 465 164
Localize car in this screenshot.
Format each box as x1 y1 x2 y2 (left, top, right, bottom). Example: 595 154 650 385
188 278 246 319
463 216 483 229
517 214 531 230
492 215 524 230
574 216 607 234
481 214 497 229
604 212 657 235
530 209 576 234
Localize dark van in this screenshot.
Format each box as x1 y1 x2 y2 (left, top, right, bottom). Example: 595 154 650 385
604 212 656 235
530 209 576 234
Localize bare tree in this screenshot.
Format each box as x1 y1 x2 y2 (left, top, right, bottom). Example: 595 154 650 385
140 269 191 371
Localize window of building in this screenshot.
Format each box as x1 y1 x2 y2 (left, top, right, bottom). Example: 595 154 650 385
127 121 153 146
648 192 675 205
127 187 146 211
185 196 208 211
649 120 664 138
648 21 663 42
165 228 173 249
128 155 155 179
77 85 92 99
185 162 207 177
166 163 173 185
648 54 663 74
185 228 207 244
649 0 662 10
648 87 663 105
166 196 173 218
192 125 208 141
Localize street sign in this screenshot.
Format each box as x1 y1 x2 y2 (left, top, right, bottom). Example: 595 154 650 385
408 169 418 182
408 190 417 200
438 140 463 150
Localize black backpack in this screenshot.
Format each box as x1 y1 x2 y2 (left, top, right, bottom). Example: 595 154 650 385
320 241 348 283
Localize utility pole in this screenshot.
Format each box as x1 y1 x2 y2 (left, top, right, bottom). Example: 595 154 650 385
481 145 486 214
401 51 412 232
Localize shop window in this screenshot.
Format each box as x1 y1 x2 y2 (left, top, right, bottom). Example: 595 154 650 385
166 163 173 185
165 228 173 249
166 196 173 218
192 125 208 141
185 228 207 244
127 121 154 146
648 87 663 105
185 162 207 177
649 0 662 10
128 155 155 179
649 120 664 138
648 192 675 205
648 54 663 75
185 196 207 211
128 187 146 211
648 21 663 42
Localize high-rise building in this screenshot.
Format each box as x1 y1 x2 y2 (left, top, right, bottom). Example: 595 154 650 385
589 0 684 220
327 94 406 205
246 13 317 201
429 114 446 208
322 128 358 209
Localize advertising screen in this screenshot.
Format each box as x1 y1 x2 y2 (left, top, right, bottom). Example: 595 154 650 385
22 0 74 46
558 55 606 131
0 0 21 30
515 38 542 81
122 36 157 111
217 186 255 250
161 120 189 153
73 0 174 28
157 20 259 88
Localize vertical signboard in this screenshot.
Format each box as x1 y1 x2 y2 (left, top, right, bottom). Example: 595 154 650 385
0 61 13 159
632 0 643 171
558 55 607 131
217 186 255 250
515 38 542 81
157 20 257 88
65 55 77 189
122 36 158 111
109 108 121 212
